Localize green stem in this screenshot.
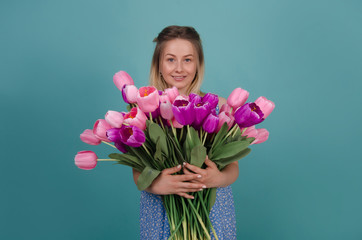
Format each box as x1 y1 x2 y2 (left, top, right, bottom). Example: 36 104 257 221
101 141 117 149
187 199 211 240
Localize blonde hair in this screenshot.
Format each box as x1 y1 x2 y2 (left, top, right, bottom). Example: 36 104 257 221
150 25 205 95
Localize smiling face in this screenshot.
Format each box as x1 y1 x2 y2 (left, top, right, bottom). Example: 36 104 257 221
159 39 198 95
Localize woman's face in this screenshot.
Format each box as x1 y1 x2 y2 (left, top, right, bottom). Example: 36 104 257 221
159 39 198 95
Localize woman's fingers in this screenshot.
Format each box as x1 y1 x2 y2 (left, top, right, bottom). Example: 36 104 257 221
175 173 202 182
184 162 204 175
177 192 195 199
162 165 182 175
177 181 205 190
205 158 217 168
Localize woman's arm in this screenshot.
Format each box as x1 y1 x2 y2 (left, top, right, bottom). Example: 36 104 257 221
132 166 206 199
183 158 239 188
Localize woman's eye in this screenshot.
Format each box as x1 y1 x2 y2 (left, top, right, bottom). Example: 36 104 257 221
167 58 174 62
185 59 191 62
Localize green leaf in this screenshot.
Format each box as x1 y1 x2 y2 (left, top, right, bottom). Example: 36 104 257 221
208 188 217 211
188 126 201 146
190 145 207 168
148 121 169 157
137 166 161 191
214 148 252 170
154 136 163 162
109 153 144 172
210 123 229 155
212 138 254 160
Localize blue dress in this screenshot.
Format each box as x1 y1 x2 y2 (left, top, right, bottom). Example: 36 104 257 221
139 104 237 239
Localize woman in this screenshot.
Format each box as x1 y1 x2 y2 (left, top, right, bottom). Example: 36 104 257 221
133 25 238 239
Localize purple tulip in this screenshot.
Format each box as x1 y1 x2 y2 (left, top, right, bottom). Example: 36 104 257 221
202 93 219 109
193 101 211 128
234 103 264 128
202 113 219 133
172 98 195 126
120 125 145 147
115 141 128 153
106 128 121 142
189 93 202 104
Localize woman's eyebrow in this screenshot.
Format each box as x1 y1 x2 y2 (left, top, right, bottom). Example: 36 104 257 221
164 53 193 57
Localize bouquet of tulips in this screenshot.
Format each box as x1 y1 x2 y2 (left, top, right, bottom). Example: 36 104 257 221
75 71 274 240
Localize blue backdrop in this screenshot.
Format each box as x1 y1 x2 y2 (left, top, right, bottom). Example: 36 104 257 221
1 0 362 239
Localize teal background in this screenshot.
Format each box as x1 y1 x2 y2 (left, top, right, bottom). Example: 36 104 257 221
1 0 362 239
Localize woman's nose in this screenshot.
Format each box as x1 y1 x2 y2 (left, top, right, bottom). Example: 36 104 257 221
175 61 183 72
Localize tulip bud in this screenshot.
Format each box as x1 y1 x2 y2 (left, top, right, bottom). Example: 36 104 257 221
105 111 124 128
113 71 134 91
122 84 138 104
217 111 235 131
227 88 249 110
93 119 112 142
74 151 97 170
164 87 179 103
160 100 174 120
80 129 101 145
254 96 275 119
220 103 233 114
202 113 219 133
171 117 184 128
253 128 269 144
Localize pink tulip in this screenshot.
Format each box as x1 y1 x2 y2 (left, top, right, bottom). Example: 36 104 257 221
80 129 101 145
123 107 148 130
93 119 112 142
171 117 184 128
74 151 97 170
241 126 258 138
227 88 249 109
113 71 134 91
105 111 124 128
159 93 170 104
160 99 173 120
220 103 234 114
122 84 138 104
217 111 235 131
136 86 160 113
164 86 179 103
254 96 275 119
253 128 269 144
242 126 269 144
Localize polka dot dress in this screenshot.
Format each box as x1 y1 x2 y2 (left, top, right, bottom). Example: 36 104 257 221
139 186 236 240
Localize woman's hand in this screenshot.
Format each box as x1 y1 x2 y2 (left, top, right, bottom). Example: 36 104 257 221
133 165 206 199
183 156 239 188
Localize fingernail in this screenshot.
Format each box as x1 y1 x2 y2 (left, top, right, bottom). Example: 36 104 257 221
199 189 203 191
197 175 202 178
202 185 206 189
183 162 187 166
191 196 194 199
177 165 181 169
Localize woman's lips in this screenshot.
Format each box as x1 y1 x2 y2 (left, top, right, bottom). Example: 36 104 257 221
172 76 186 81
